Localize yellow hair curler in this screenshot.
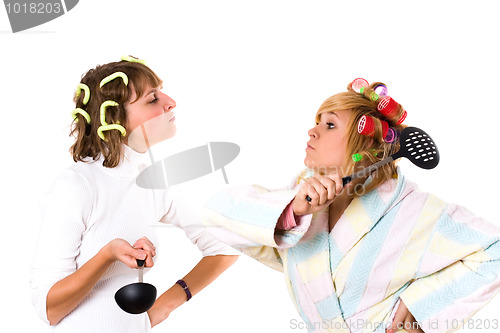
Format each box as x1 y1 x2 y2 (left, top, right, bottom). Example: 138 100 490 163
71 108 91 124
98 100 126 141
98 124 127 141
75 83 90 105
99 71 129 88
121 55 147 65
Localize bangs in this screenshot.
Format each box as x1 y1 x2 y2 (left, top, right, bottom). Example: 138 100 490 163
125 64 163 103
316 91 375 124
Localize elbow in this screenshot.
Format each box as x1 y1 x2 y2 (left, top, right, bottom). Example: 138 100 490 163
31 286 62 326
221 254 239 265
212 254 239 267
226 254 239 268
47 308 62 326
49 319 60 326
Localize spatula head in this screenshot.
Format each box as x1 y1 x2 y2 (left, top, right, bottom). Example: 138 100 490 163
398 127 439 169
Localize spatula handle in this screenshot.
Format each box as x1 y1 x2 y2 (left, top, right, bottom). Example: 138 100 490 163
305 176 351 202
136 259 145 267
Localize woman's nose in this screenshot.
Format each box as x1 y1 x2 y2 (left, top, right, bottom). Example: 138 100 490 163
164 95 176 112
308 127 317 139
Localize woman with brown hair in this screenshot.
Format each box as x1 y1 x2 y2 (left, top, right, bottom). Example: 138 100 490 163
30 56 238 332
203 79 500 333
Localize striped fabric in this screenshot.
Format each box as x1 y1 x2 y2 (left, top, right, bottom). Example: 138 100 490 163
202 170 500 333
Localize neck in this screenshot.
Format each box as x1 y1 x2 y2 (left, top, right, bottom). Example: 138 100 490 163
125 124 152 153
328 175 367 230
329 190 354 215
125 140 148 153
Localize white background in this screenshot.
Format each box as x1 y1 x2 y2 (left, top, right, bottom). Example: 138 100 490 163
1 0 499 332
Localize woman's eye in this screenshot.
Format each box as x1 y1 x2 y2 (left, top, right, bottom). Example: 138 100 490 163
326 122 335 129
149 96 158 104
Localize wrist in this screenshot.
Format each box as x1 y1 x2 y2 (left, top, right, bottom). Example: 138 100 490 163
157 283 187 313
99 242 116 265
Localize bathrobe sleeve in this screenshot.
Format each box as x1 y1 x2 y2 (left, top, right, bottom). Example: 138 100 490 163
202 183 313 272
160 189 240 257
399 203 500 333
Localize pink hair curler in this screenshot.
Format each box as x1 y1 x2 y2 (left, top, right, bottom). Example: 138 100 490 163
374 84 388 97
352 78 369 93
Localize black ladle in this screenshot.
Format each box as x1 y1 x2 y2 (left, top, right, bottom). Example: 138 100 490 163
115 259 157 314
306 126 439 201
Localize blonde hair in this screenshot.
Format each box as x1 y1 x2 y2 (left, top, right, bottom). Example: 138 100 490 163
70 60 163 168
315 81 407 195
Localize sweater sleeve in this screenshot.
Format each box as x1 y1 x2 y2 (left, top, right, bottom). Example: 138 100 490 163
29 170 93 324
201 184 313 272
399 203 500 333
159 190 240 257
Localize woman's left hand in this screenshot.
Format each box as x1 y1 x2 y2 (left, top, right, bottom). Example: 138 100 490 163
386 300 424 333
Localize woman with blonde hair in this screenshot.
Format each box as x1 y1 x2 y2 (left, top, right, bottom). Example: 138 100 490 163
203 79 500 333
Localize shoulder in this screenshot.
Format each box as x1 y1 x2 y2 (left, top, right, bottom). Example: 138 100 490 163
394 174 497 233
44 162 96 200
38 162 96 221
393 173 445 208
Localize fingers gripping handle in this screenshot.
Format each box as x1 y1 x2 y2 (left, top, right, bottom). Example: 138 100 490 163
305 176 352 202
304 156 395 201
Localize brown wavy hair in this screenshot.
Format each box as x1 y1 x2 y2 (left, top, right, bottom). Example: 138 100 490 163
70 59 162 168
315 81 407 195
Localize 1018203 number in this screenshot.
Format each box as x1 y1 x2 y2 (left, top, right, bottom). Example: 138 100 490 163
6 2 62 14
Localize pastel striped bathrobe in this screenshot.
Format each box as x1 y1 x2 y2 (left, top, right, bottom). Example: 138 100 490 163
202 170 500 333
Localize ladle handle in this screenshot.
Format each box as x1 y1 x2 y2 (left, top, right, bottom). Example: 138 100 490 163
136 259 145 283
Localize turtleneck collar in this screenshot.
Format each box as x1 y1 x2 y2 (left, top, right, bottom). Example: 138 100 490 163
97 144 153 179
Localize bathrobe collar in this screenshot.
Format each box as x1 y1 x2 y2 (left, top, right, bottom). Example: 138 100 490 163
330 167 418 256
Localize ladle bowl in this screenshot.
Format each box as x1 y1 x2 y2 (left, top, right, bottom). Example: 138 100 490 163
114 259 157 314
115 282 157 314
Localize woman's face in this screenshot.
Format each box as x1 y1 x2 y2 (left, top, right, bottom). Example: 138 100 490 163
304 110 352 175
125 83 177 149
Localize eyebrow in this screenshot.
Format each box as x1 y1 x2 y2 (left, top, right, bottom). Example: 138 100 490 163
145 88 158 96
321 112 339 120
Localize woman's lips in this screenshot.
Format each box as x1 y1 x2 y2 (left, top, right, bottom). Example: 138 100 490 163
306 143 314 150
169 115 176 122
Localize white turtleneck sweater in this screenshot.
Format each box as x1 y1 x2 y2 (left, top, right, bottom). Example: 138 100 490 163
30 145 238 332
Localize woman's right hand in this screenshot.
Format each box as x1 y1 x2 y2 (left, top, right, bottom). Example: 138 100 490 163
103 238 155 268
292 173 343 216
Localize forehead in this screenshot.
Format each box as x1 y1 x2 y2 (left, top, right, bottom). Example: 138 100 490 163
128 81 160 102
318 110 352 123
